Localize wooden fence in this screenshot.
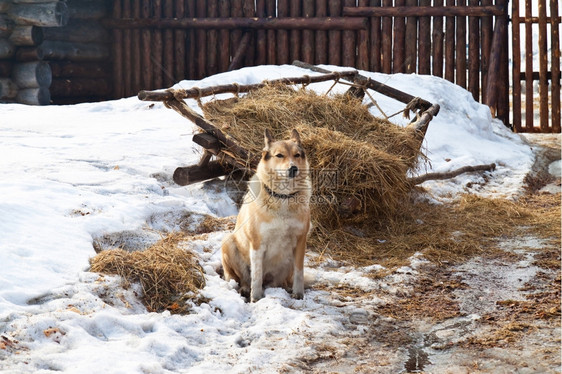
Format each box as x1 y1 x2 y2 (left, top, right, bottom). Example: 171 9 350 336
104 0 512 126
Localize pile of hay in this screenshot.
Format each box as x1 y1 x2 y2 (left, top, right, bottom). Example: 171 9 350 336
90 233 205 313
202 84 425 223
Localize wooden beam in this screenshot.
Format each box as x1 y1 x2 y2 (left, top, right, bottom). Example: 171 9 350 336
343 5 505 17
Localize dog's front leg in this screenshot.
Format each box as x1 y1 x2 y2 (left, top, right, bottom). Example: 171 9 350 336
250 247 264 302
292 234 306 299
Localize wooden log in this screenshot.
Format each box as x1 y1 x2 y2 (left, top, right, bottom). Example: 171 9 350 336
185 0 195 79
66 0 110 20
496 0 509 126
196 0 207 79
16 86 50 105
163 0 174 87
343 5 505 16
207 0 218 76
418 0 431 75
277 0 289 64
404 0 417 73
139 70 359 101
122 0 132 96
481 0 493 103
228 31 251 71
393 0 405 73
301 0 313 64
265 0 276 64
174 0 186 80
468 0 480 100
551 0 561 133
255 0 266 65
328 0 342 66
292 60 433 108
0 14 14 38
0 61 12 77
0 78 18 99
152 0 163 88
0 0 11 13
370 0 381 71
15 46 43 61
408 163 495 185
242 0 255 66
485 13 507 116
9 25 42 46
9 2 68 27
42 19 109 44
524 0 533 130
173 161 229 186
193 133 220 150
218 0 230 72
0 38 15 58
290 0 301 64
538 0 548 131
49 61 111 79
357 0 369 71
12 61 51 88
381 0 392 73
111 0 123 99
141 0 152 89
342 0 355 67
50 78 111 97
41 40 110 62
455 0 467 87
432 0 444 77
511 0 522 132
315 0 328 64
444 0 455 82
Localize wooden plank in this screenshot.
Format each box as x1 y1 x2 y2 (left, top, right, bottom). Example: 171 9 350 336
218 0 230 72
537 0 549 131
290 0 301 63
455 0 467 88
357 0 370 70
131 0 141 94
302 0 314 63
343 4 505 16
122 0 132 95
207 0 218 76
266 0 276 64
153 0 163 88
551 0 561 132
393 0 406 73
277 0 289 64
242 0 255 66
444 0 455 81
163 0 174 86
315 0 328 64
481 0 492 103
343 0 355 67
524 0 533 130
467 0 479 101
256 0 266 65
186 0 196 79
141 0 152 90
196 0 207 78
432 0 444 77
112 0 123 98
381 0 392 73
369 0 381 71
328 0 342 66
404 0 417 73
418 0 431 74
496 0 509 126
512 0 522 131
175 0 186 80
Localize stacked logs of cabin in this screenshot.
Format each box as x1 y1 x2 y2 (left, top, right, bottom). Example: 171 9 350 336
43 0 112 104
0 0 68 104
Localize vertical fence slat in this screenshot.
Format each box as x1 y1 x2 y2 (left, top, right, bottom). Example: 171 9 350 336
195 0 207 78
152 0 163 88
131 0 141 94
404 0 418 73
218 0 230 72
343 0 356 67
393 0 406 73
524 0 533 130
277 0 289 64
163 0 174 86
467 0 479 101
112 0 123 98
328 0 342 66
444 0 455 81
174 0 186 82
186 1 196 79
242 0 256 66
432 0 444 77
290 0 301 63
538 0 549 131
369 0 382 71
302 0 314 63
207 0 218 76
266 0 276 64
418 0 431 74
551 0 561 132
315 0 328 64
256 0 267 65
357 0 370 70
123 0 132 95
455 0 467 88
381 0 392 73
496 0 509 126
141 1 152 90
512 0 522 131
481 0 492 103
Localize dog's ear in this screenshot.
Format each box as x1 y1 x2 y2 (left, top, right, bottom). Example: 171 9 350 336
264 128 274 149
291 129 302 145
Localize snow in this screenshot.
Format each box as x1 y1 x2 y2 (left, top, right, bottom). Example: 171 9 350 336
0 65 538 373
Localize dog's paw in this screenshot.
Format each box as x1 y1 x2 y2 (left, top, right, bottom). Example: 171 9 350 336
292 291 304 300
250 290 264 303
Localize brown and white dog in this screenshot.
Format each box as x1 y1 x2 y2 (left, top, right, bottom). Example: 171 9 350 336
221 129 311 302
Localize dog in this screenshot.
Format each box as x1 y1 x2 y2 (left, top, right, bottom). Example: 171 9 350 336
221 128 311 302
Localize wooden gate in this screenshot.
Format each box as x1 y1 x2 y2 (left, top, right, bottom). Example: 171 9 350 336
512 0 561 133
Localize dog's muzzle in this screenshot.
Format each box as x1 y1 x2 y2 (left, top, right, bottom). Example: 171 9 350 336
288 165 298 178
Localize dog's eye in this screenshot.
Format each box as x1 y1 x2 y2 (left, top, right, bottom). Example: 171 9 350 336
275 154 284 158
294 153 301 158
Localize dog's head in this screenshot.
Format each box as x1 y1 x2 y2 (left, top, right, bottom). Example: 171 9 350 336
257 128 310 194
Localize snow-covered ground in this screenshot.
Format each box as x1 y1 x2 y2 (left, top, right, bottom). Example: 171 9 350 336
0 65 551 373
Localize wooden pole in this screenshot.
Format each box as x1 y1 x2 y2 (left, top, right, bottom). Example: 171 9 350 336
277 0 289 64
343 5 506 16
455 0 467 88
131 0 141 94
444 0 455 82
290 0 301 64
315 0 328 64
302 0 314 64
497 0 509 127
242 0 255 66
418 0 431 75
468 0 480 101
524 0 533 130
551 0 561 133
256 0 266 65
432 0 444 77
153 0 163 88
174 0 186 81
511 0 522 132
342 0 355 67
207 0 218 76
357 0 369 71
186 0 196 79
381 0 392 73
328 0 342 66
122 0 132 95
404 0 417 73
481 0 493 103
485 10 507 116
141 0 152 90
163 0 174 86
393 0 406 73
538 0 549 131
218 0 230 72
112 0 123 98
265 0 276 64
228 31 251 71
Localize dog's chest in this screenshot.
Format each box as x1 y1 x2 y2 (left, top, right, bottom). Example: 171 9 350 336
259 215 305 261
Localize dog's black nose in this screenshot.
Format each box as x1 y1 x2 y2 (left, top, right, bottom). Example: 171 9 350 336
288 166 298 178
